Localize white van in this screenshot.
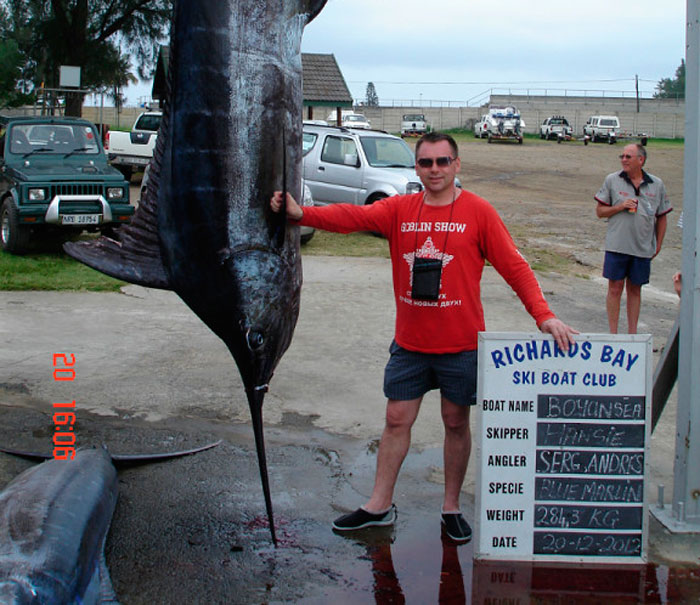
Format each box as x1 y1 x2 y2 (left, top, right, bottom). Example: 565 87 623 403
582 115 620 144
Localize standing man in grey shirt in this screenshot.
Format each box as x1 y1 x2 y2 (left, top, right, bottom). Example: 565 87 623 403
595 143 672 333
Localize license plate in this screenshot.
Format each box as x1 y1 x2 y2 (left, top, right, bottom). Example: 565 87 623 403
62 214 100 225
112 155 149 165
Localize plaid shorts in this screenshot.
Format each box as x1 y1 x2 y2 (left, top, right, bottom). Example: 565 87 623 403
383 340 478 406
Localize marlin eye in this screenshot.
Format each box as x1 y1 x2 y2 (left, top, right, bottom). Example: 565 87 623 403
247 331 265 350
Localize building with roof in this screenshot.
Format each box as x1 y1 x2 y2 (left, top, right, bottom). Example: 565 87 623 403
300 53 353 123
150 48 352 123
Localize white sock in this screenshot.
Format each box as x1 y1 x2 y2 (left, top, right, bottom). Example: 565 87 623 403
442 508 461 515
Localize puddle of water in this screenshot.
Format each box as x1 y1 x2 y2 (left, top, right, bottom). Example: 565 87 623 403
295 519 700 604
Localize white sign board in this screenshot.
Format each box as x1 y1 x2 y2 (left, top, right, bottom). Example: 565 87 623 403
475 333 651 563
59 65 81 88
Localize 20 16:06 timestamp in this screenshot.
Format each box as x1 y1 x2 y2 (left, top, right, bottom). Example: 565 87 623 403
52 353 77 460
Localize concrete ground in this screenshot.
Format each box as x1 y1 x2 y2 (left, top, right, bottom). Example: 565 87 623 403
0 254 698 603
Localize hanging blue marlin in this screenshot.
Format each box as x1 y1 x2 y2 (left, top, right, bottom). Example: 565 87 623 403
64 0 327 544
0 442 220 604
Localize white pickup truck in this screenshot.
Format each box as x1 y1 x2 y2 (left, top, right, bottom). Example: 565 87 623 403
400 113 427 137
105 111 162 179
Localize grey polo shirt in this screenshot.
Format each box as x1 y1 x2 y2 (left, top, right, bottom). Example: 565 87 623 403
595 170 672 258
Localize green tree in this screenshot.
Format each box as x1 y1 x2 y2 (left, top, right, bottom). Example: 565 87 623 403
365 81 378 107
106 45 137 112
655 59 685 99
0 0 172 115
0 38 33 106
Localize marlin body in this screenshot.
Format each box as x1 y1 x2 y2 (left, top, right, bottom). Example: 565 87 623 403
64 0 327 543
0 442 220 604
0 448 117 604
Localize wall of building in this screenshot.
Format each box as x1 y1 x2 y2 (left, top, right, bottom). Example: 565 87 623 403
82 106 149 130
44 94 686 140
317 95 685 139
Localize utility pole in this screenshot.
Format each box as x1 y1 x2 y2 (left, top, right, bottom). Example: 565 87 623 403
653 0 700 533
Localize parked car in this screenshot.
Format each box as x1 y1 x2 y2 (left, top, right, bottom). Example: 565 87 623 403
474 106 525 143
299 182 315 244
342 114 371 129
105 111 162 179
401 113 428 137
582 115 620 144
325 111 372 130
540 116 573 141
0 115 133 254
302 123 459 207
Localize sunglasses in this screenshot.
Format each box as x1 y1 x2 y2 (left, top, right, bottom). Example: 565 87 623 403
619 154 637 160
417 156 455 168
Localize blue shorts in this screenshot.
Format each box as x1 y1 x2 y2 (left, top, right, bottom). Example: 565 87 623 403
603 251 651 286
383 341 477 406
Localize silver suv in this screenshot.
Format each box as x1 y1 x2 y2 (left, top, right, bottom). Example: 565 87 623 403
302 124 424 206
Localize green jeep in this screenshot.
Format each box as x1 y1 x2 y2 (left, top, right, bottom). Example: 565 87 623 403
0 116 134 254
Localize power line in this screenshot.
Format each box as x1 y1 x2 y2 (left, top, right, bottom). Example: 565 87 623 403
347 77 660 86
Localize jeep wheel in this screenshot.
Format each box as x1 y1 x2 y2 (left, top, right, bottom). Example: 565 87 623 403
118 165 133 182
1 199 31 254
100 225 122 241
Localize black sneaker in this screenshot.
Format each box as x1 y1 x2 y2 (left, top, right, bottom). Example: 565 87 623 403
441 512 472 542
332 505 397 531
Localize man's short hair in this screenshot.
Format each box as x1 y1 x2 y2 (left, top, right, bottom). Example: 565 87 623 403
415 132 459 158
633 143 647 165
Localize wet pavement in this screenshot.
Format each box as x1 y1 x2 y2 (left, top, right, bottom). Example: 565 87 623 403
1 256 699 603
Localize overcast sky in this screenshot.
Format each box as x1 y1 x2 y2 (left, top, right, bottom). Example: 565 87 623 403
123 0 686 107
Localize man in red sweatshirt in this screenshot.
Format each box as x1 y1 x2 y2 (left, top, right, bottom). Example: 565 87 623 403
271 132 576 541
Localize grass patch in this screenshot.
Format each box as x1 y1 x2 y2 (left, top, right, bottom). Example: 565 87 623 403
302 230 390 258
0 250 126 291
524 247 574 274
644 137 684 147
0 231 388 291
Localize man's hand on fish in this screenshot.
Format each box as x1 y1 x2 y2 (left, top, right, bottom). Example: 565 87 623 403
539 317 579 352
271 191 304 221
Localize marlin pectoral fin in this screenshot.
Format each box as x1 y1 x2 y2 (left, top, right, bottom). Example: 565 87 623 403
64 236 170 290
64 182 171 289
0 445 52 461
80 547 119 605
98 551 120 604
110 439 222 466
0 440 221 465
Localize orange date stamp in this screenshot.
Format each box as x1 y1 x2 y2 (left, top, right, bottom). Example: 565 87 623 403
52 353 77 460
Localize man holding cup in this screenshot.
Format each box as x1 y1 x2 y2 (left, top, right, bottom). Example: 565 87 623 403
595 143 672 333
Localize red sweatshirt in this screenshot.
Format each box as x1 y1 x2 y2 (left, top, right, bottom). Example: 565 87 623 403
299 190 555 353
